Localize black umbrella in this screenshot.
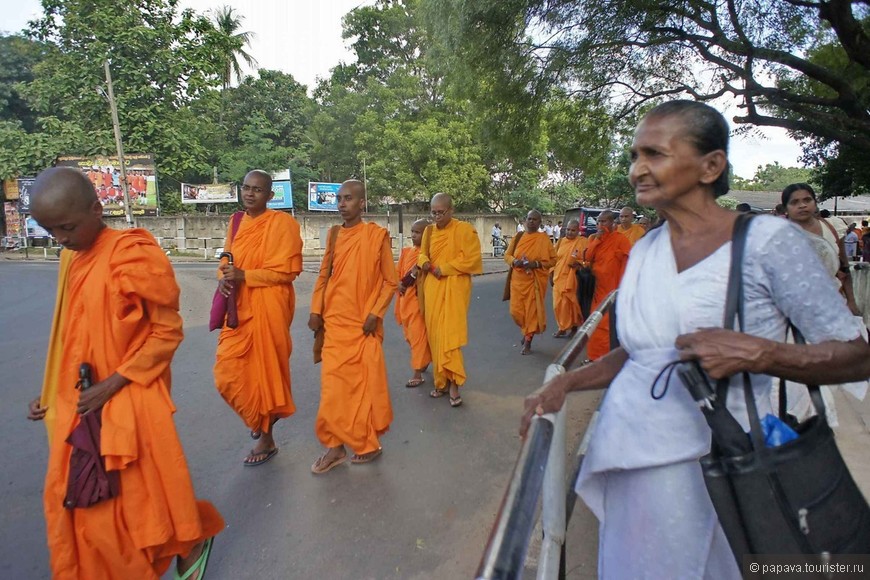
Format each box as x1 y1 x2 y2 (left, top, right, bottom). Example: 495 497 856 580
63 363 119 509
576 266 596 320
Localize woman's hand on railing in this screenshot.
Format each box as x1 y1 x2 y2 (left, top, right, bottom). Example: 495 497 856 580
520 378 569 438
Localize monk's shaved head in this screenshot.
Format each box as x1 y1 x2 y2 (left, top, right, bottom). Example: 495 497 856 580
340 179 366 201
599 210 617 221
430 192 453 208
566 219 580 228
412 218 429 229
245 169 272 190
527 210 542 220
32 167 98 213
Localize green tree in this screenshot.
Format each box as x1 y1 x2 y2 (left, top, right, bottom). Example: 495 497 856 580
210 6 257 90
0 34 47 132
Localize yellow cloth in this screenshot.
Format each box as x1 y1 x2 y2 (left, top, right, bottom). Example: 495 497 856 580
617 223 646 246
418 219 483 389
40 248 73 440
552 236 588 332
213 210 303 433
395 246 432 370
311 222 397 454
505 231 557 336
44 228 223 579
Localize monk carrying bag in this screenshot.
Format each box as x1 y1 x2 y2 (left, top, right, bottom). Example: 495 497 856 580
695 214 870 561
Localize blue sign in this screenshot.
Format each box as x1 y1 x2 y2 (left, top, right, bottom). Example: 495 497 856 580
268 180 293 209
308 182 341 211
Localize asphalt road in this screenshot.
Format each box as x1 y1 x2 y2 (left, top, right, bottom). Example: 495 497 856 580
0 261 600 579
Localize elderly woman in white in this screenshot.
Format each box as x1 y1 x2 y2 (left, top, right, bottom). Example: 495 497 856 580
521 100 870 579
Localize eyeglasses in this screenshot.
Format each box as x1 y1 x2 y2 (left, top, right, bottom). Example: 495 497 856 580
241 185 267 194
431 209 451 217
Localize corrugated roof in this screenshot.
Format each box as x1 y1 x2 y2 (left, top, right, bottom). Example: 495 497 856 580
726 190 870 214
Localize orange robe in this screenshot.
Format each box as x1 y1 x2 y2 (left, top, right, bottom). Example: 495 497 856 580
505 231 557 337
418 219 483 389
312 222 397 454
585 230 631 360
617 223 646 246
395 246 431 371
213 210 302 434
42 228 223 580
552 236 588 332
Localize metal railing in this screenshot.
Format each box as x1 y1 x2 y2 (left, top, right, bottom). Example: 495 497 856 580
477 290 618 580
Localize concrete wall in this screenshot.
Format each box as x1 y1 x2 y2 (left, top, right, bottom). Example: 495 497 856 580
108 212 556 256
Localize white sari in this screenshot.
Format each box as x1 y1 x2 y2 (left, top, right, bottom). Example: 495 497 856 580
576 217 863 579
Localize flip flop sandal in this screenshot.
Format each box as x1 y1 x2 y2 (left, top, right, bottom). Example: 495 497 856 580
311 450 349 474
243 447 278 467
449 395 463 408
429 388 448 398
405 377 425 388
174 536 215 580
351 448 383 464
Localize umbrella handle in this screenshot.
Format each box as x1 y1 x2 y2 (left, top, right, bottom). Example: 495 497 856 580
220 252 234 265
78 363 93 390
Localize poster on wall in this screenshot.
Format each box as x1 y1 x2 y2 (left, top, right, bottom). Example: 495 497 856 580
56 154 159 216
4 202 21 238
3 178 20 200
268 180 293 210
307 182 341 211
182 183 237 204
16 177 35 213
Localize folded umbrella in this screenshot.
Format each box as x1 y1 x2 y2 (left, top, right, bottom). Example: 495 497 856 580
209 252 238 331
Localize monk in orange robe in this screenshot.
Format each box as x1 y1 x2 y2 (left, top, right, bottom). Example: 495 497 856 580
213 170 303 466
550 219 587 337
617 206 646 245
585 210 631 360
505 210 557 355
418 193 483 407
309 180 397 473
26 167 222 580
395 219 431 388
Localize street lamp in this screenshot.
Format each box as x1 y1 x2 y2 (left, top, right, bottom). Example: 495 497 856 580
96 60 134 227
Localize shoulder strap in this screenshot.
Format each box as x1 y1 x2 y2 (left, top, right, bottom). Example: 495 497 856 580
722 213 754 332
509 231 524 255
820 218 839 241
225 211 244 251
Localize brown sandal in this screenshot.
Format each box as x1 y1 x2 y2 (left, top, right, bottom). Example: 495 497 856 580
351 448 383 464
311 449 348 474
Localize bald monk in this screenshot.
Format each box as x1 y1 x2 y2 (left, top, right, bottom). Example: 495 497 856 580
25 167 223 580
550 219 587 338
308 180 397 473
505 210 557 355
638 215 651 232
617 206 646 245
395 219 431 388
418 193 482 407
585 210 631 360
213 170 303 466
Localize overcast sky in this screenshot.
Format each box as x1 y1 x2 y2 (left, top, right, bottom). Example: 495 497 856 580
0 0 804 179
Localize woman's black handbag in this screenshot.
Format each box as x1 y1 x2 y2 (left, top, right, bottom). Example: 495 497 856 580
698 214 870 561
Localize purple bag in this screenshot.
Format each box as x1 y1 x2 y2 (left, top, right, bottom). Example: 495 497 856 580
209 212 244 332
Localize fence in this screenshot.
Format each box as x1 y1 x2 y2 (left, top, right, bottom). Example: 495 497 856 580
476 291 618 580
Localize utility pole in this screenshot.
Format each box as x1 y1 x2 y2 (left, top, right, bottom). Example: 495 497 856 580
103 60 133 227
362 155 368 213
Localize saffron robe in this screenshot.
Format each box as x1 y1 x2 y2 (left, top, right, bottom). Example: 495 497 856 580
505 231 557 337
43 228 223 580
585 230 631 359
552 236 588 332
395 246 431 371
617 223 646 246
418 219 483 389
312 222 397 454
213 210 303 433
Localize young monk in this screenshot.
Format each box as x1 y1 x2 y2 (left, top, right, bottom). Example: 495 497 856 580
213 170 303 466
505 210 557 355
26 167 223 580
550 219 587 338
584 210 631 360
395 219 431 388
308 180 397 474
418 193 483 407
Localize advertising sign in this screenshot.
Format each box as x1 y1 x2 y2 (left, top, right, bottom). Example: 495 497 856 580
26 216 50 238
16 177 35 213
268 180 294 210
308 182 341 211
3 178 19 201
4 202 21 238
182 183 237 204
56 154 159 217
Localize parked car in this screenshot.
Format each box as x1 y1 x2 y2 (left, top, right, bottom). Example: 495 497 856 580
562 207 609 237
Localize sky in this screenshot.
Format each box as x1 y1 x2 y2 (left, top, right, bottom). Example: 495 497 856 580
0 0 804 179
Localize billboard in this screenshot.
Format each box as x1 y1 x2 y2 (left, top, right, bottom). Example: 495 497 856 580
268 180 293 210
308 182 341 211
3 179 19 201
56 154 159 217
16 177 35 213
182 183 237 204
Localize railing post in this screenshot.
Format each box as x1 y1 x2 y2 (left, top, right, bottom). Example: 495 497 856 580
537 363 567 580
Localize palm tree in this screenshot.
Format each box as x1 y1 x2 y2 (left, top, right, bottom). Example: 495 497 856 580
210 6 257 90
